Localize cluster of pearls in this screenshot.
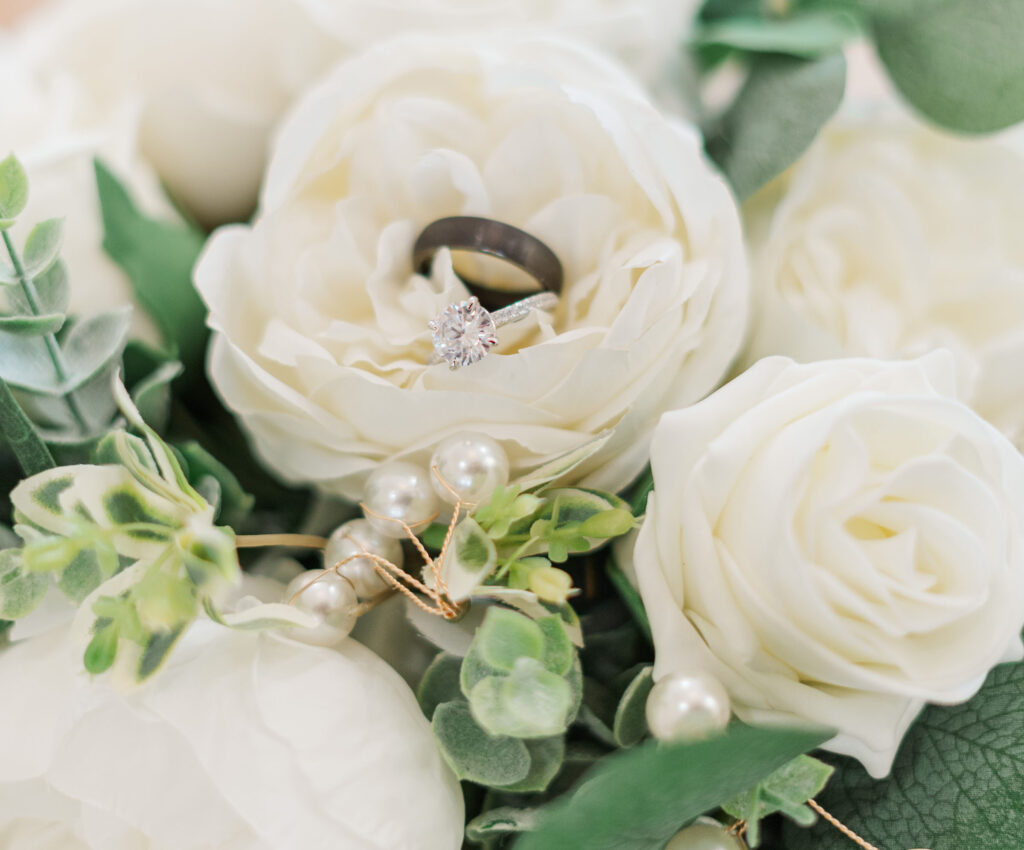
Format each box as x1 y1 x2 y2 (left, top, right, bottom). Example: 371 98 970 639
285 433 510 646
645 672 732 742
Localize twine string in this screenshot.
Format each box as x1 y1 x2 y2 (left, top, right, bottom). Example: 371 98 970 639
808 800 882 850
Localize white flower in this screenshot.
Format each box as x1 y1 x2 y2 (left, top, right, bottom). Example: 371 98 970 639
633 352 1024 777
0 42 163 342
741 88 1024 449
0 620 464 849
15 0 696 227
196 35 748 499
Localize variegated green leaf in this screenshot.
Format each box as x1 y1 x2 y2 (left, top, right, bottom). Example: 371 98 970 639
202 597 318 631
512 432 613 492
0 548 48 618
440 517 497 601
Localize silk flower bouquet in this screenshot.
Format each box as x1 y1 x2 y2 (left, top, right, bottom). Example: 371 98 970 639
0 1 1023 849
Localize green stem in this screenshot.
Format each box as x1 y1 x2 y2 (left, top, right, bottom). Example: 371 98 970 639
1 229 89 435
0 376 55 475
494 535 542 582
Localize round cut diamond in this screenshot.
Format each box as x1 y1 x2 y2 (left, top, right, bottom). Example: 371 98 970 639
429 297 499 370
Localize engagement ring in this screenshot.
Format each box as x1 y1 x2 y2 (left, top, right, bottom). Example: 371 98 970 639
428 292 558 370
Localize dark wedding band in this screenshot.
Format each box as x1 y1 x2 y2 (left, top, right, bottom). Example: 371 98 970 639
413 216 563 310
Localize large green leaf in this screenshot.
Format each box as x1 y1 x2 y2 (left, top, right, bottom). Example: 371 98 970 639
870 0 1024 132
783 660 1024 850
94 160 207 368
706 52 846 200
515 725 830 850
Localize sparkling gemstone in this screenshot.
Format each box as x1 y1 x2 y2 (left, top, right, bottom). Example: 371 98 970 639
429 297 499 369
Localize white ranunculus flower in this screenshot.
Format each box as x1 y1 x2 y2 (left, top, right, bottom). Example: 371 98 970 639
741 90 1024 449
0 620 464 849
0 42 162 342
633 352 1024 777
16 0 695 227
196 35 748 499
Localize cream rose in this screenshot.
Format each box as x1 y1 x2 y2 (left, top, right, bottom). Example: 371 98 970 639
0 42 162 342
633 352 1024 777
195 34 747 499
16 0 696 227
0 620 464 849
742 94 1024 449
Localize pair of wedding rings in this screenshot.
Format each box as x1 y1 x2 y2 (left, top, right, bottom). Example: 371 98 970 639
413 216 564 370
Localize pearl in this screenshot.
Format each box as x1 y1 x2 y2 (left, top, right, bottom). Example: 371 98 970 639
665 818 746 850
645 672 731 742
324 518 404 599
430 433 510 505
284 569 359 646
362 461 439 539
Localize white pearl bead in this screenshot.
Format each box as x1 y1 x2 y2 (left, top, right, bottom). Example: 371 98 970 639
665 818 745 850
362 461 439 539
646 672 731 742
284 569 359 646
324 518 403 599
430 433 510 505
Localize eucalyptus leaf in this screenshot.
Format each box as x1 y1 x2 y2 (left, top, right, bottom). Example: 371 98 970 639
783 659 1024 850
501 735 566 793
417 652 464 719
613 665 653 748
433 700 532 786
516 725 831 850
0 155 29 223
21 218 63 279
95 160 207 369
475 606 546 672
695 10 860 58
870 0 1024 132
60 309 132 393
469 657 574 738
706 52 846 200
537 615 573 676
0 312 64 335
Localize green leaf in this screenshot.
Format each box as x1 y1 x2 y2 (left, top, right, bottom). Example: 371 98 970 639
706 52 846 200
577 508 636 540
136 623 186 681
502 736 566 793
626 467 653 517
175 440 254 528
0 311 65 335
783 659 1024 850
433 700 532 786
469 658 574 738
0 548 48 619
537 615 573 676
723 755 834 846
0 377 55 475
60 309 132 392
475 606 546 672
58 545 117 603
95 159 207 368
467 806 541 842
870 0 1024 133
695 10 861 58
516 725 832 850
513 432 613 492
84 622 119 674
606 551 652 644
613 665 653 748
21 218 63 279
441 516 498 602
0 155 29 223
131 359 182 433
417 652 465 720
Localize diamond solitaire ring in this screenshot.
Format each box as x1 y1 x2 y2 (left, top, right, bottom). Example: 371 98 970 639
428 292 559 370
413 216 563 311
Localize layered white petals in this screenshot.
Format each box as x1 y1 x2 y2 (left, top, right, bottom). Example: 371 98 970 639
742 93 1024 451
0 622 464 849
634 352 1024 777
197 35 748 498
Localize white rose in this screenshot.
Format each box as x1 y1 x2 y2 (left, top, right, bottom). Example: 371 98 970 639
741 91 1024 449
0 621 464 849
0 42 162 342
195 35 747 499
633 352 1024 777
16 0 695 227
14 0 340 226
